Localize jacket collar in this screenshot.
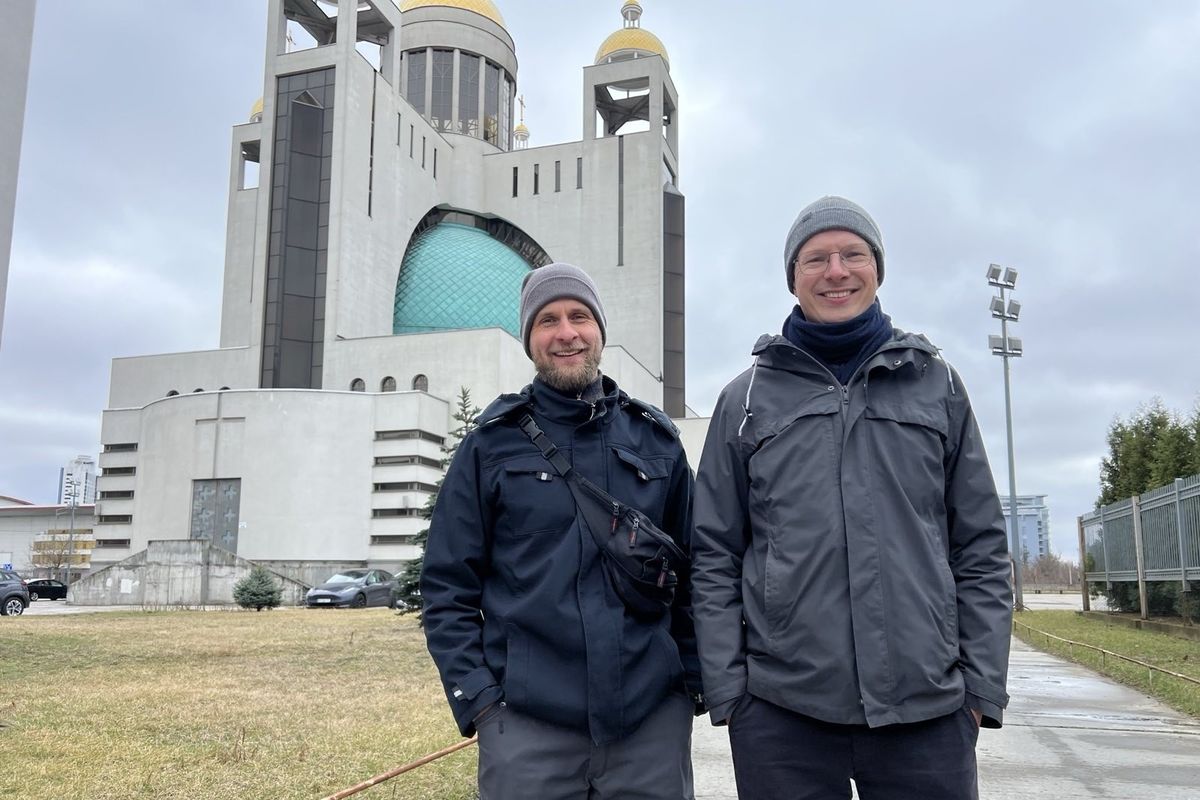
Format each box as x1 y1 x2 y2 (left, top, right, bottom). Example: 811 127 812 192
479 375 625 427
750 329 938 378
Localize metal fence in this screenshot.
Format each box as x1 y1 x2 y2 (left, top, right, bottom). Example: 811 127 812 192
1081 473 1200 587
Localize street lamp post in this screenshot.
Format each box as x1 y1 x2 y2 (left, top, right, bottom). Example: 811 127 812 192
987 264 1025 612
62 475 80 584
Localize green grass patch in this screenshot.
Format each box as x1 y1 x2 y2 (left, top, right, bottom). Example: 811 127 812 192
1014 610 1200 718
0 609 476 799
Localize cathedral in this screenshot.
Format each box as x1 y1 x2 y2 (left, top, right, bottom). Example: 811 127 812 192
82 0 694 600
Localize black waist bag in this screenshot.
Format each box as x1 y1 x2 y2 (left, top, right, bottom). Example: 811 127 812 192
519 414 686 620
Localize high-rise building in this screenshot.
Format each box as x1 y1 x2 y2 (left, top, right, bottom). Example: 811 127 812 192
59 456 97 505
91 0 686 587
1000 494 1050 562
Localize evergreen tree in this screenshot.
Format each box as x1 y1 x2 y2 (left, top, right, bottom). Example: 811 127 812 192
392 387 481 622
1098 398 1195 505
233 565 283 611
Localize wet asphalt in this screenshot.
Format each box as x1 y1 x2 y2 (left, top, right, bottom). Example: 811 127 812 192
692 591 1200 799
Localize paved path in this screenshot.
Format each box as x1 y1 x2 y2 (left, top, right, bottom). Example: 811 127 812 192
692 593 1199 799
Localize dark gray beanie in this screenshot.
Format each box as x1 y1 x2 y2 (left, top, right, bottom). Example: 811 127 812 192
519 262 608 356
783 196 885 292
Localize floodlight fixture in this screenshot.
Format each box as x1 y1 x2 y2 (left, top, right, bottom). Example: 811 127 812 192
990 296 1005 315
989 334 1006 354
1007 336 1023 356
987 263 1018 289
1006 299 1021 320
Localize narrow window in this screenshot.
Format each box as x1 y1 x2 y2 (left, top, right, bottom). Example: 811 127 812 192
406 49 427 115
368 75 377 217
397 113 402 145
512 166 518 197
433 148 438 179
554 160 561 192
533 164 540 195
381 376 396 392
409 125 414 158
422 136 426 168
239 142 261 190
576 157 583 189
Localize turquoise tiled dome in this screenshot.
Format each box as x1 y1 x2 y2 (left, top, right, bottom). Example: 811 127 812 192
393 222 532 337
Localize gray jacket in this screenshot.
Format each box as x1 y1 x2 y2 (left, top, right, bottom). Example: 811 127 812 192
692 331 1012 729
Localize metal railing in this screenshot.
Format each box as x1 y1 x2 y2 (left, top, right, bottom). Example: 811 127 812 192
1080 473 1200 588
319 736 477 800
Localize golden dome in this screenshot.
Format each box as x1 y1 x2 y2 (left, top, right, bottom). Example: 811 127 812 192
399 0 506 28
595 27 669 69
514 122 529 134
250 97 263 121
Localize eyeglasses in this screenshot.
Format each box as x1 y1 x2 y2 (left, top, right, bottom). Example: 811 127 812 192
795 246 875 275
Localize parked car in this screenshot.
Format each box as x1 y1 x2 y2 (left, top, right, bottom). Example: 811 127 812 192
1 570 30 616
305 569 395 608
27 579 69 601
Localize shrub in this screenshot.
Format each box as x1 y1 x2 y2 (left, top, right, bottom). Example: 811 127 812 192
233 565 283 611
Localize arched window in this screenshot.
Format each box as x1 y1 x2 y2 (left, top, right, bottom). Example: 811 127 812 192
412 374 429 392
219 386 230 391
350 378 366 392
166 390 179 397
381 376 397 392
192 388 204 393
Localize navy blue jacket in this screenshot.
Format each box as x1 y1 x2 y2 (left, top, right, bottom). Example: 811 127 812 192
422 377 699 745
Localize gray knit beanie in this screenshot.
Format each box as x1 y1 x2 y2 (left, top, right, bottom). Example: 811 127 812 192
519 262 608 356
783 196 885 292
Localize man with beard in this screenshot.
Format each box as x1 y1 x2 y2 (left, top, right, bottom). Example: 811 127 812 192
691 197 1012 799
422 263 701 799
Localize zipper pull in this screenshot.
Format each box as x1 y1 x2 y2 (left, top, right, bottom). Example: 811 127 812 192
629 516 639 546
841 385 850 406
657 560 669 588
611 500 620 533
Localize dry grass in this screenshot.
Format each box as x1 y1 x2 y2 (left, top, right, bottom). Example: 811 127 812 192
1014 610 1200 718
0 609 477 799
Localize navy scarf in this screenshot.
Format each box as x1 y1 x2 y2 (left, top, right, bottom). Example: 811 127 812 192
782 300 893 385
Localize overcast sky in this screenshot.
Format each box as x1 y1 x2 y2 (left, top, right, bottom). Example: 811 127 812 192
2 1 1198 560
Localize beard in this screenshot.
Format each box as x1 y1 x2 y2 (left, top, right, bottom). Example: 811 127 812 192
535 349 602 395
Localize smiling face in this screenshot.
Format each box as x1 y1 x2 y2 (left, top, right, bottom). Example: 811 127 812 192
528 298 603 394
792 229 880 324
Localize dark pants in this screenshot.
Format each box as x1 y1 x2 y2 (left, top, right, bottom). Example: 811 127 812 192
728 695 979 800
476 692 694 800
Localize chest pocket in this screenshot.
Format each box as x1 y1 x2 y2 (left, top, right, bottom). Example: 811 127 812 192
610 447 672 521
861 400 949 511
497 455 575 537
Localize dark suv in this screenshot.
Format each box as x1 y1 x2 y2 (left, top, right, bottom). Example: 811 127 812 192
1 570 31 616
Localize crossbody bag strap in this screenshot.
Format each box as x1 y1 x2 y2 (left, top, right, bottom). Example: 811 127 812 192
517 414 615 551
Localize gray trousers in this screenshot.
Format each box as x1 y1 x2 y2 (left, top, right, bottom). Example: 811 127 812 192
476 693 695 800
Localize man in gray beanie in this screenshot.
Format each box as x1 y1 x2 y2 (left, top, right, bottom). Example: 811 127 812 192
692 196 1012 799
423 261 702 799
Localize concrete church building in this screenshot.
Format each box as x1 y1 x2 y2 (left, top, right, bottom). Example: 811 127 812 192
80 0 692 603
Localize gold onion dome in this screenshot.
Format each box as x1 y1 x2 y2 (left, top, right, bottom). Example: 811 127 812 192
250 97 264 122
595 2 669 69
514 122 529 134
398 0 506 29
